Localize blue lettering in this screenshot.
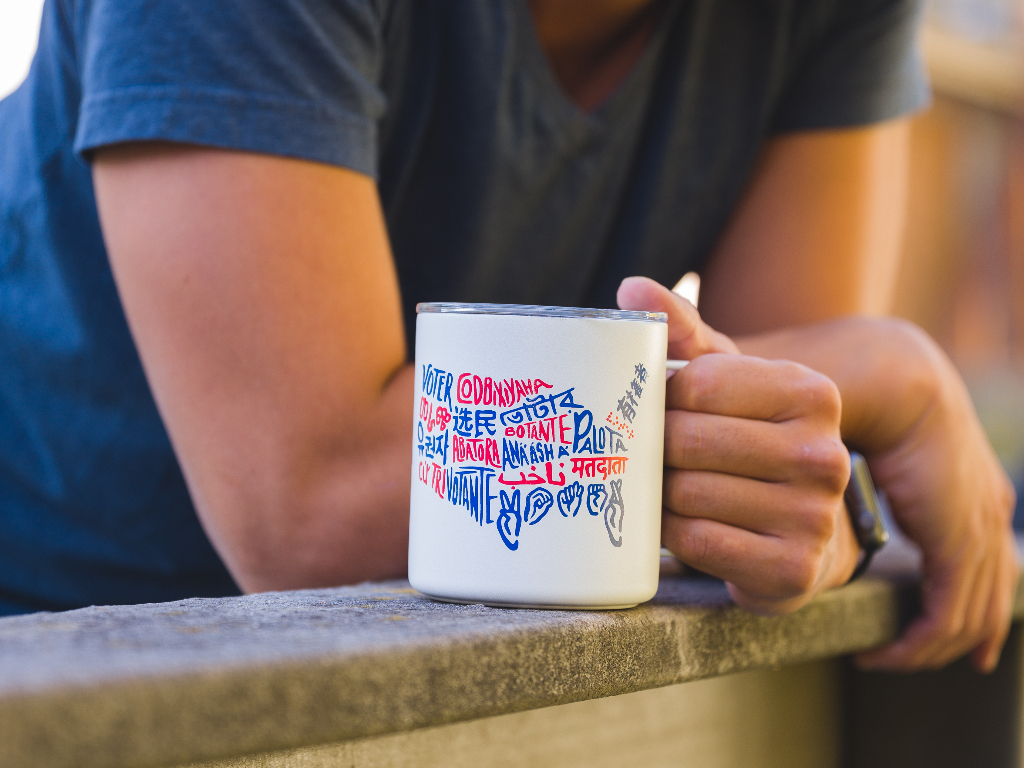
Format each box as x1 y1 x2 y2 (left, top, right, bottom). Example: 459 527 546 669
502 439 529 471
475 409 497 437
572 410 593 454
446 466 497 525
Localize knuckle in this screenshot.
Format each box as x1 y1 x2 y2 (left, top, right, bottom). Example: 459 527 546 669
794 495 837 542
680 360 717 411
778 548 821 597
790 366 842 424
678 418 706 467
680 525 713 564
814 502 838 542
664 470 700 515
663 413 688 465
800 438 850 493
820 379 843 422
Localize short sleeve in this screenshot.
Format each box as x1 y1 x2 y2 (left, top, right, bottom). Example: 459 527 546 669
73 0 388 176
771 0 931 133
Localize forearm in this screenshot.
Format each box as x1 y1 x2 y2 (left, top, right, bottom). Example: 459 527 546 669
93 144 415 595
735 316 945 454
194 365 415 594
738 318 1019 673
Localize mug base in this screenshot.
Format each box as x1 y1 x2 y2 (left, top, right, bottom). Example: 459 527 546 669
421 593 640 611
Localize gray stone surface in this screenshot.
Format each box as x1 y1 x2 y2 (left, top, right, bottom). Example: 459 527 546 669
187 659 847 768
0 543 1020 768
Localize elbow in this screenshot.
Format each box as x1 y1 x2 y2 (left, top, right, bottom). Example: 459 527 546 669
202 451 411 594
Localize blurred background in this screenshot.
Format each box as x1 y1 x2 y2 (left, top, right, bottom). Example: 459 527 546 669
1 0 1022 511
0 0 44 101
905 0 1024 522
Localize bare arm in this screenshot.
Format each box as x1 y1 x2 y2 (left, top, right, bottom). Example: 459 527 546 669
700 122 909 333
712 122 1017 672
621 120 1017 672
740 318 1018 674
93 143 413 593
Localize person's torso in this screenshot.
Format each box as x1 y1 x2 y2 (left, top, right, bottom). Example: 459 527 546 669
0 0 829 613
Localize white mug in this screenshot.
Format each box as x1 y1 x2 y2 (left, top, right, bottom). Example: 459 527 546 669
408 303 667 609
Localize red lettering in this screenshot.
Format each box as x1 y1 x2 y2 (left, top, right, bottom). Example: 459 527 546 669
505 427 516 437
559 414 572 444
485 438 501 468
455 435 496 464
516 425 525 438
435 406 451 431
483 377 493 406
431 463 445 498
524 379 534 396
514 380 527 402
457 373 473 404
472 375 483 405
538 418 552 442
535 379 553 391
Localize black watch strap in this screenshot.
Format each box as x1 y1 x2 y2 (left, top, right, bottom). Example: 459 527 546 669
844 452 890 582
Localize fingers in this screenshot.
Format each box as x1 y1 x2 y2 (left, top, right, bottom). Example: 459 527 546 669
667 354 843 425
919 550 992 669
664 409 849 487
659 349 852 614
662 512 824 609
950 551 998 666
665 411 785 481
971 536 1019 672
856 529 1019 672
856 549 977 670
663 468 842 538
616 276 739 359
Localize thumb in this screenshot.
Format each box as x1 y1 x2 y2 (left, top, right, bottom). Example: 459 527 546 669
617 276 739 360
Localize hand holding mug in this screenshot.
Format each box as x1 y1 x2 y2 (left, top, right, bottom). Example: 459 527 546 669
618 277 860 614
619 276 1019 671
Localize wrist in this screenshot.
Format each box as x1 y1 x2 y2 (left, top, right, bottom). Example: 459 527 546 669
832 317 946 454
737 316 945 455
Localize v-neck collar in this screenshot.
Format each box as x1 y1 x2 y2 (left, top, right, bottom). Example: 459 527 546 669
510 0 679 133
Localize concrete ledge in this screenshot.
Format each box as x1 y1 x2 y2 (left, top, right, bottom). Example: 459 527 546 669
0 552 1021 768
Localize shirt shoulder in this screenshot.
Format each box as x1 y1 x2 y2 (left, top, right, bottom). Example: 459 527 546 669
72 0 396 175
771 0 931 131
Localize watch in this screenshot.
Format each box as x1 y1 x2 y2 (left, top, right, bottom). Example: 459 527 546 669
844 451 890 582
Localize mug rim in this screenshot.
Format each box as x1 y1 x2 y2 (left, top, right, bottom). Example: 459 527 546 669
416 302 667 323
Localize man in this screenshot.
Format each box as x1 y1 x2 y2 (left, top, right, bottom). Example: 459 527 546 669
0 0 1016 672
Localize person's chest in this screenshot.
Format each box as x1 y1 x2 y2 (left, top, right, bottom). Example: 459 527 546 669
374 0 796 331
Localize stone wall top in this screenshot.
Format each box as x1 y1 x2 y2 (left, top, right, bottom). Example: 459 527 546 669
1 542 1021 768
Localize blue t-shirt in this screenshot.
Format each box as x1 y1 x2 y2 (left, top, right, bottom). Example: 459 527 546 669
0 0 929 614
